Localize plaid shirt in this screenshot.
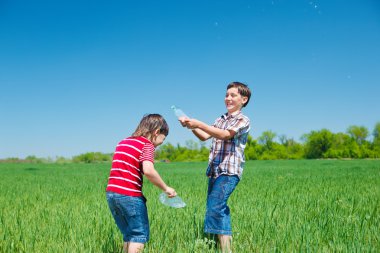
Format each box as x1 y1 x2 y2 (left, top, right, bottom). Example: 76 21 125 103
206 111 250 179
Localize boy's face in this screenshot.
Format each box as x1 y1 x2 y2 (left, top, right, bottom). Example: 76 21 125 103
225 87 248 114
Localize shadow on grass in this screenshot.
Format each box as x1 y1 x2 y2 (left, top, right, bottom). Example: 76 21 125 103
25 167 39 171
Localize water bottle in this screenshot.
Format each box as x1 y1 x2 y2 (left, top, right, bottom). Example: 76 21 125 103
159 192 186 208
171 105 188 119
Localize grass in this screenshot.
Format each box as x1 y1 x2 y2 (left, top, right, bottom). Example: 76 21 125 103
0 160 379 252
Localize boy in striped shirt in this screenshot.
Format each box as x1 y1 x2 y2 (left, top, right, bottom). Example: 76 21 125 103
106 114 176 253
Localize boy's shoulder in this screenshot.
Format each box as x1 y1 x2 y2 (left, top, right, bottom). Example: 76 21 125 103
233 111 250 124
118 136 152 145
238 111 250 121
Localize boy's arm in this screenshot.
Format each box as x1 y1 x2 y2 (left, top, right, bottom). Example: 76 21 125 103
191 128 211 141
183 118 235 141
143 161 176 197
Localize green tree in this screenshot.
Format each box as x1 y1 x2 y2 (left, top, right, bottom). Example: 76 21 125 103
347 125 369 145
324 132 360 158
258 130 277 150
72 152 112 163
55 156 71 164
245 135 261 160
155 143 176 161
278 134 288 146
373 122 380 148
185 140 199 150
285 139 304 159
303 129 334 159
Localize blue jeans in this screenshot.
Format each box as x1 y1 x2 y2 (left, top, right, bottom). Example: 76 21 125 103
204 175 240 235
106 192 149 243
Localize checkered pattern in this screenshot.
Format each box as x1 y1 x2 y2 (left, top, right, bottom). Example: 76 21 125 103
206 111 250 179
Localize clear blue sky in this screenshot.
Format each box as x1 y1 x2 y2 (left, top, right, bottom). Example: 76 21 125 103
1 0 379 159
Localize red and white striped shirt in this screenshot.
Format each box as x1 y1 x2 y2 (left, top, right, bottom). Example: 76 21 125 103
106 136 155 196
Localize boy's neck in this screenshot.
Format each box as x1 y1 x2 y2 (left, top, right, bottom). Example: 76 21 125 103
227 109 241 116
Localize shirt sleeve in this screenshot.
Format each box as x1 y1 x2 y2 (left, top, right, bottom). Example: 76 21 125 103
211 117 221 127
140 142 155 163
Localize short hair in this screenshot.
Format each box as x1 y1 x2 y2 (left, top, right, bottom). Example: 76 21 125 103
132 114 169 139
227 81 251 107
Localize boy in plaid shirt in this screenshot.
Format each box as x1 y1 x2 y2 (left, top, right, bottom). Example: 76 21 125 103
179 82 251 253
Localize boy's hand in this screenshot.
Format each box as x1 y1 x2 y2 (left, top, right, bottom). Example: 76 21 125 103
182 118 200 129
164 187 177 198
178 117 189 127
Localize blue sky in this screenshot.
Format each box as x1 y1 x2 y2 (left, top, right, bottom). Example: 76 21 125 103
1 0 379 159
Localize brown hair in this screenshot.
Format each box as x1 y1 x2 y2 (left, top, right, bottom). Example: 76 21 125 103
132 114 169 140
227 81 251 107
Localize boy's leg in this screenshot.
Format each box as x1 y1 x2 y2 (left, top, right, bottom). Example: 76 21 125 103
107 194 149 253
123 242 128 253
218 234 232 253
204 176 239 234
127 242 144 253
204 176 239 253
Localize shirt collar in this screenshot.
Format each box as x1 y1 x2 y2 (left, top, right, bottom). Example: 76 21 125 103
222 111 242 119
139 136 153 144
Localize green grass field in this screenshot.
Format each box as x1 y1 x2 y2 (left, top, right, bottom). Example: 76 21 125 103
1 160 379 252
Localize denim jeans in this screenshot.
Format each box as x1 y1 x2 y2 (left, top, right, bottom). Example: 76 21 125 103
106 192 149 243
204 175 240 235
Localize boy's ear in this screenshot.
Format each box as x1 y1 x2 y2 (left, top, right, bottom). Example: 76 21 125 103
153 128 160 136
242 96 248 105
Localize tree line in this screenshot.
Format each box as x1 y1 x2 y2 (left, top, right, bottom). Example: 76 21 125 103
156 123 380 161
1 123 379 163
